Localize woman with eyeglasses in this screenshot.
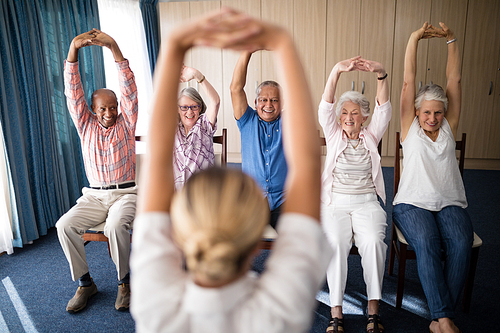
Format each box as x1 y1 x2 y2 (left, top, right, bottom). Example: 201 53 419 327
174 65 220 190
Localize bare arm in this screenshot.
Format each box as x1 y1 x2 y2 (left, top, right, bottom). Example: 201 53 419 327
227 14 321 219
323 57 360 103
180 66 220 127
401 23 429 141
356 58 389 105
439 22 461 137
137 40 183 213
276 37 321 220
230 51 252 120
137 8 263 213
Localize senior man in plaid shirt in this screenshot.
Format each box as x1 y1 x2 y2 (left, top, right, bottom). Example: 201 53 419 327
56 29 137 314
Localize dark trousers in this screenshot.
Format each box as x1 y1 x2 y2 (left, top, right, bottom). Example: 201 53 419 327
269 203 283 230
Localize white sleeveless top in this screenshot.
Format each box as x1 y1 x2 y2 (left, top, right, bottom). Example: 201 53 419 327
393 117 467 211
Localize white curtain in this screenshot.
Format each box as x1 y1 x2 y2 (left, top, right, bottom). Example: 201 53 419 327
0 124 14 255
97 0 153 137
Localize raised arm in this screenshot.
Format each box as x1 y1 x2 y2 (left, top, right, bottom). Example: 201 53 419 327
439 22 461 137
137 8 262 213
229 17 321 219
180 65 220 127
323 57 360 103
401 23 431 140
230 51 252 120
275 36 321 220
356 58 389 105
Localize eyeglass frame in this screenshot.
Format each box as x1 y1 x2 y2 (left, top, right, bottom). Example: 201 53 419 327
178 105 201 112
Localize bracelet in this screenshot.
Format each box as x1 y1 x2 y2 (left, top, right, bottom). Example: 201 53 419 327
197 75 205 84
447 38 457 45
377 73 388 80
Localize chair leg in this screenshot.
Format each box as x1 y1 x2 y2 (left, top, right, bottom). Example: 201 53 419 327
396 242 408 309
462 246 480 313
388 227 397 276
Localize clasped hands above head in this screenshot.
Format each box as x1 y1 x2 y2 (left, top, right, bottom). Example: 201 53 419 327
168 7 288 54
414 21 455 42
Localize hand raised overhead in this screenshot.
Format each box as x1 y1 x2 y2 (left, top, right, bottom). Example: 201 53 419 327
168 7 288 53
179 65 201 83
68 29 123 62
355 58 386 75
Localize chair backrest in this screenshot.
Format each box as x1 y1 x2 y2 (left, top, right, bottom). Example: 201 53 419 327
136 129 228 168
393 132 466 196
212 128 227 167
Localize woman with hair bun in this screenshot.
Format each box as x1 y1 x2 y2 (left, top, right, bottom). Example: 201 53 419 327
130 7 332 333
393 22 473 333
174 65 220 190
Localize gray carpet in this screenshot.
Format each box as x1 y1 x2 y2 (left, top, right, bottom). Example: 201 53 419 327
0 168 497 332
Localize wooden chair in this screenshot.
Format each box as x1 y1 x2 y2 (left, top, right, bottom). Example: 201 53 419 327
213 128 227 167
319 136 383 255
387 132 482 313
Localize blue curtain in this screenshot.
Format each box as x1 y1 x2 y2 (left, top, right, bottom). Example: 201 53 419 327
0 0 104 246
139 0 159 75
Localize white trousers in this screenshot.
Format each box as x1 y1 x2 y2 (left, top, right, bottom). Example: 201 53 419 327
321 192 387 306
56 186 137 281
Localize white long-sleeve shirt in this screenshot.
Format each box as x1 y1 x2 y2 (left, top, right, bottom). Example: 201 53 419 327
130 212 332 333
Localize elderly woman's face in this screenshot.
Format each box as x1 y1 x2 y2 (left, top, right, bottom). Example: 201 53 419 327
339 101 368 137
416 99 445 133
178 95 201 131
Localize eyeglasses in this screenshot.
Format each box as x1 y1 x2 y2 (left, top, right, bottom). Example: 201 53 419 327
178 105 200 112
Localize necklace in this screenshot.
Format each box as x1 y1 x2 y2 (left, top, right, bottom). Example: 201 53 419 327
349 138 361 149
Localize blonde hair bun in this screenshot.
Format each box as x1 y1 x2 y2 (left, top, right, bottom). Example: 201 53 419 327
184 232 239 281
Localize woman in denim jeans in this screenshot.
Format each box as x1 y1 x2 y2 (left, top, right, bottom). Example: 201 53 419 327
393 22 473 333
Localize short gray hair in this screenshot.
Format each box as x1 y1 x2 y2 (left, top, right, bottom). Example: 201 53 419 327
415 84 448 112
336 91 370 118
255 80 280 97
178 87 207 115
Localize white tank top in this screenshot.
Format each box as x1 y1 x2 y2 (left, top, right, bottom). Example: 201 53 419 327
393 117 467 211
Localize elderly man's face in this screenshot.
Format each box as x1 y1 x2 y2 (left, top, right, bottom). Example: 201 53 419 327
255 86 281 122
92 90 118 128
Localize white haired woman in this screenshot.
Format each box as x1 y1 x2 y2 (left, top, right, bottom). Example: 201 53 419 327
319 56 391 333
393 22 473 333
174 65 220 190
130 8 332 333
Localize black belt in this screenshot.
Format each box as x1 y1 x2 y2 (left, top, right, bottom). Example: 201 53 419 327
91 182 136 190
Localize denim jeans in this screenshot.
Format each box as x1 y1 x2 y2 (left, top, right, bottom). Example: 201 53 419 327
392 204 473 319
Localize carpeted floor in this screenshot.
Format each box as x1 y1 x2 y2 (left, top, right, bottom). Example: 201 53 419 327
0 168 498 332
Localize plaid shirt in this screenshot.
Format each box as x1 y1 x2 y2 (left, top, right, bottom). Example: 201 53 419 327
64 60 138 187
173 114 216 190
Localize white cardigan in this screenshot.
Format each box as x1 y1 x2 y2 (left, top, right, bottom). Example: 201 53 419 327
318 98 392 205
